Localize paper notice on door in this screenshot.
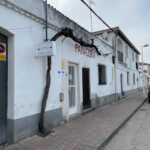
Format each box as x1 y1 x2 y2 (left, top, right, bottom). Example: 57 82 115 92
57 70 68 78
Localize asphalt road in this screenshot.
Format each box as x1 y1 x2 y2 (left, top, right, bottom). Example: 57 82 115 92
105 102 150 150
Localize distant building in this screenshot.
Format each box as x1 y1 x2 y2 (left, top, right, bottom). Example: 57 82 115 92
139 62 150 87
93 27 140 98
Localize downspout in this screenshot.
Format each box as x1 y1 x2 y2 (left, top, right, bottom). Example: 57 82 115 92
114 34 118 100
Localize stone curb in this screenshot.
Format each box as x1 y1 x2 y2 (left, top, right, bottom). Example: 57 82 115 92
97 98 148 150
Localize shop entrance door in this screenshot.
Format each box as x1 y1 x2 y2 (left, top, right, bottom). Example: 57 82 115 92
68 63 78 115
82 68 91 110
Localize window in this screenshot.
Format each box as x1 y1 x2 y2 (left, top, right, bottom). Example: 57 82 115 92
136 63 139 70
118 51 123 62
133 73 135 85
132 51 134 61
127 72 130 85
98 65 107 85
126 45 128 59
136 54 138 62
117 38 124 63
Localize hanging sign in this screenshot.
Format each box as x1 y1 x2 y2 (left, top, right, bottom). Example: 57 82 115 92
75 43 95 58
0 43 6 61
36 41 56 57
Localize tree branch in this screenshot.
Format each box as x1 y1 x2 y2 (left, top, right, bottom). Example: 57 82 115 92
50 27 101 55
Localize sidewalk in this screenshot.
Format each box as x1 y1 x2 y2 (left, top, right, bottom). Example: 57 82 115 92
1 92 147 150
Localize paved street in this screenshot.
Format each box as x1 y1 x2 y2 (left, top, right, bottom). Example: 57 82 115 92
105 102 150 150
0 92 147 150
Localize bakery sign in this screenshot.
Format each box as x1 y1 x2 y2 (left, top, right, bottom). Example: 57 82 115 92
75 43 95 58
0 43 6 61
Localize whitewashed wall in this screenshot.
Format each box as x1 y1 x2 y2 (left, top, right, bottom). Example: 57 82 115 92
97 32 140 94
0 4 62 120
0 2 115 121
0 0 141 123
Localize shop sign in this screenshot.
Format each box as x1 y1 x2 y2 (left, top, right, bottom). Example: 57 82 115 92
75 43 95 58
36 41 56 57
0 43 6 61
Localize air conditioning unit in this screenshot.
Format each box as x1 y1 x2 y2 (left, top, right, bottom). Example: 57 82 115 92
36 41 56 57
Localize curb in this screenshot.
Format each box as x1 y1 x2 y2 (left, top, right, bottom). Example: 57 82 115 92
97 98 148 150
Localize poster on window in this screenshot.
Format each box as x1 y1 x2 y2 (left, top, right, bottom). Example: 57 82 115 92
57 70 68 78
0 43 6 61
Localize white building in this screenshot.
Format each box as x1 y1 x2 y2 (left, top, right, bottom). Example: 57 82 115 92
139 62 150 88
93 27 141 98
0 0 140 144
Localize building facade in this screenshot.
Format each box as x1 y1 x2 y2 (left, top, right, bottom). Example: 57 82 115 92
139 62 150 88
93 27 141 98
0 0 141 145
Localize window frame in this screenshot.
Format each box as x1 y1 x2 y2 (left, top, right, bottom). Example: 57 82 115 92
126 45 128 59
118 50 124 63
132 51 134 61
98 64 107 85
133 73 135 85
127 72 130 85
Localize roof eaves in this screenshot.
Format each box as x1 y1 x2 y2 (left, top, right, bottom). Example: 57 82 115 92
93 27 140 55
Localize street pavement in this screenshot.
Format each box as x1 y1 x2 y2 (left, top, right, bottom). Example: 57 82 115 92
0 92 147 150
105 102 150 150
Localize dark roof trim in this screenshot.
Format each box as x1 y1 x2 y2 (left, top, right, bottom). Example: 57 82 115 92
93 27 140 54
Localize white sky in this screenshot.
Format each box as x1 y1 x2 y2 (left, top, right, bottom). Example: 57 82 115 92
48 0 150 63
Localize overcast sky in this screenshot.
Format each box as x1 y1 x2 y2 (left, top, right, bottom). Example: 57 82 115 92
48 0 150 63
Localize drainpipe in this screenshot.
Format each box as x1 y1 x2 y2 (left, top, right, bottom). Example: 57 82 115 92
114 34 118 100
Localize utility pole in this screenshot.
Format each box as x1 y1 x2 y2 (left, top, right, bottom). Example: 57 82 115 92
45 0 48 41
80 0 118 100
89 0 95 32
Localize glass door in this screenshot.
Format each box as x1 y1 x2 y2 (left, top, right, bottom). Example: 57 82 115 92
68 64 78 115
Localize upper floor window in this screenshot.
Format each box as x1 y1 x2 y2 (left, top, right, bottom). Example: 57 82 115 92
136 54 138 62
98 64 107 85
117 38 124 63
133 73 135 85
126 45 128 59
132 51 134 61
127 72 130 85
136 63 139 70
